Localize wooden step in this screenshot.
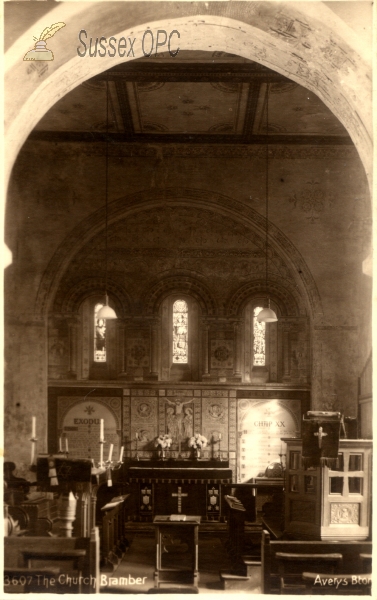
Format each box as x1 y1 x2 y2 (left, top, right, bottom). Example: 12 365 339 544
220 572 250 590
242 556 262 585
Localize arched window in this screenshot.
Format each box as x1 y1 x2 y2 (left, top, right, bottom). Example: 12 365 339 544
94 303 106 363
172 299 188 364
243 299 278 383
253 306 266 367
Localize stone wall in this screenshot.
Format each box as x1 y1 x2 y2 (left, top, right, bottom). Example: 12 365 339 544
4 140 370 472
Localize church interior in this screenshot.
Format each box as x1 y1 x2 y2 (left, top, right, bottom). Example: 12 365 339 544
4 1 373 595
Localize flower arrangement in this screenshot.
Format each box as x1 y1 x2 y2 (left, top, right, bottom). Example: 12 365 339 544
155 434 172 449
188 433 208 450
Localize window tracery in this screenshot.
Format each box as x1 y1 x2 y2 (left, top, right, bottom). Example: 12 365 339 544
173 299 188 363
94 303 106 362
253 306 266 366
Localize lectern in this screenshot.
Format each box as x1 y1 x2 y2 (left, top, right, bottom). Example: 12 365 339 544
153 515 201 588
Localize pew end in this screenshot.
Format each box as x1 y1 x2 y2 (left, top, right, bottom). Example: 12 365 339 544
4 527 100 594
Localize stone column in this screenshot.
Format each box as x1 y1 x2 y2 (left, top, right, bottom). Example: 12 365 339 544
202 322 209 376
150 318 159 377
282 323 291 382
233 321 242 377
67 317 79 378
117 319 127 377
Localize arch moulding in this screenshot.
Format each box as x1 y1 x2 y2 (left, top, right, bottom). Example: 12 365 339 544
5 2 372 192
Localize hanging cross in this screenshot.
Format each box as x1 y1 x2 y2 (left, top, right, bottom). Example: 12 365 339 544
171 486 188 513
314 426 328 449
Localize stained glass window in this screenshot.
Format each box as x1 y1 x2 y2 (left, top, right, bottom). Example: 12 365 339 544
253 306 265 366
173 299 188 363
94 303 106 362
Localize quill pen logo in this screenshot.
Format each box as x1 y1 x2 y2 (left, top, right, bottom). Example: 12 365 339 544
24 22 66 61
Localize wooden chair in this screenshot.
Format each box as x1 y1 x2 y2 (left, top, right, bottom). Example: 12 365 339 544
302 572 372 595
276 551 343 595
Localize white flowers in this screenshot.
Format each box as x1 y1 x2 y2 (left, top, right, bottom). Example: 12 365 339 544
188 433 207 449
155 434 172 449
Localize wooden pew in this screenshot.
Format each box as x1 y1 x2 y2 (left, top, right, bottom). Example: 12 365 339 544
302 572 372 595
261 530 373 595
276 552 343 595
4 567 61 593
4 527 100 593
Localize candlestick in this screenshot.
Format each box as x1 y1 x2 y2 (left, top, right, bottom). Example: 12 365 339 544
108 443 113 462
119 446 124 462
32 416 36 438
100 419 104 442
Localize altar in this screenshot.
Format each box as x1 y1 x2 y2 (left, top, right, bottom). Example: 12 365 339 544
126 461 232 521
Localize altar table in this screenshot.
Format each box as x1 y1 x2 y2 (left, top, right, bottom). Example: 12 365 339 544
127 465 232 521
153 515 201 588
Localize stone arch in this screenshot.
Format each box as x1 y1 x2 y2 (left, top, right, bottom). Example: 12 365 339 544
226 278 306 318
35 187 322 320
55 277 133 318
143 274 217 317
5 2 372 192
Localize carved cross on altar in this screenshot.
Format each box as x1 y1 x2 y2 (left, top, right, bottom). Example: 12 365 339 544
172 486 188 513
314 426 328 449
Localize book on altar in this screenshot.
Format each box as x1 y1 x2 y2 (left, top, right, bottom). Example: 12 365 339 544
170 514 186 521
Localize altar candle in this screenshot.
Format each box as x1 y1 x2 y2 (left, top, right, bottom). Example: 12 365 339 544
32 416 36 438
135 432 138 440
218 433 222 441
119 446 124 462
30 442 35 466
65 436 69 453
59 437 62 452
108 443 113 462
100 419 104 441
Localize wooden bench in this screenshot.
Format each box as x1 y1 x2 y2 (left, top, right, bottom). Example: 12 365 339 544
4 527 100 593
4 567 61 593
261 530 372 594
302 572 372 595
276 552 343 595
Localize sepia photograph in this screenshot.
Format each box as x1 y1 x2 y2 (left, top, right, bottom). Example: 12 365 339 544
3 0 373 596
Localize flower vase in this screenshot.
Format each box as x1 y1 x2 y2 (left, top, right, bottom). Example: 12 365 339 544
194 448 201 460
159 449 166 460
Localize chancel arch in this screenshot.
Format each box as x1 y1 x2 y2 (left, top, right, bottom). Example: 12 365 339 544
5 2 372 191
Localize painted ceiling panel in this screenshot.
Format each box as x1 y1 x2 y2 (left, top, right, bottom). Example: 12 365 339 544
254 83 349 136
34 80 120 133
126 81 249 134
